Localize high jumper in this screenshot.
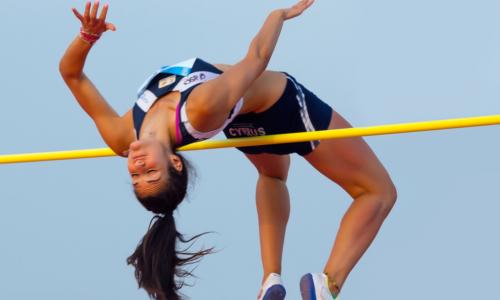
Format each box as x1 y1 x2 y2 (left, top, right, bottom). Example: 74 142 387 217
59 1 396 299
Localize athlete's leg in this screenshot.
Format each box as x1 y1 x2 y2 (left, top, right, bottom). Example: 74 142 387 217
303 111 397 295
246 153 291 282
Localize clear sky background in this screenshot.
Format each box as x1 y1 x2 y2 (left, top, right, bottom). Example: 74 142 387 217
1 1 499 299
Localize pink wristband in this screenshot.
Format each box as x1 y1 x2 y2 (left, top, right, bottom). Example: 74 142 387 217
79 28 101 45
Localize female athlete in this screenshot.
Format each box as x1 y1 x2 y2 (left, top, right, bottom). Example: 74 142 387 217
60 1 397 299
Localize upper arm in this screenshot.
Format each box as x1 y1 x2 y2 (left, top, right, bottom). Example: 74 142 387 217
63 73 118 120
63 74 134 155
195 56 266 110
186 56 266 130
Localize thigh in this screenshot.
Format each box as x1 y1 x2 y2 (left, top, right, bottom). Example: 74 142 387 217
245 153 291 181
304 111 394 198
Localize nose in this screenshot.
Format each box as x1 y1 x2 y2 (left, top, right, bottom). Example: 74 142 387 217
130 140 142 151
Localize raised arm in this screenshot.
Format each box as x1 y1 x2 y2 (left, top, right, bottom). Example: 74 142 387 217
245 0 315 74
59 1 133 155
187 0 315 130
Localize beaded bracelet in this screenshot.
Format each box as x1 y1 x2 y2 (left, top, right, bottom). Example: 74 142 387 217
79 28 101 45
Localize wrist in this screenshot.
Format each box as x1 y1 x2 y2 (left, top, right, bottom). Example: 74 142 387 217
79 28 101 45
270 9 286 20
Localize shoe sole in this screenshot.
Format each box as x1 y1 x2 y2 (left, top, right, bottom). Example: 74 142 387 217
299 274 316 300
262 284 286 300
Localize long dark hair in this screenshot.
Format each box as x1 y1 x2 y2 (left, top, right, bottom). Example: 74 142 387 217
128 154 213 300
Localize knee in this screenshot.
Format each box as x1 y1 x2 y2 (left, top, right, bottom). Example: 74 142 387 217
355 178 397 218
254 162 290 182
377 180 397 217
258 172 287 184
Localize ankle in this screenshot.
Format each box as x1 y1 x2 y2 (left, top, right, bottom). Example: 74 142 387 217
262 272 281 283
324 273 341 297
262 272 282 285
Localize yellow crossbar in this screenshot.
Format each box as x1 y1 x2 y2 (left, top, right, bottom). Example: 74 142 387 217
1 114 499 164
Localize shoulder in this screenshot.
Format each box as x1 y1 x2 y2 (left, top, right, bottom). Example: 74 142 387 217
213 64 231 72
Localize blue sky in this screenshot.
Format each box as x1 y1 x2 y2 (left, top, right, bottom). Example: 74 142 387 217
1 1 499 299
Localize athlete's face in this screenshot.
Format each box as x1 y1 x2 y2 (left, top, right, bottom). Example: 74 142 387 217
127 139 169 197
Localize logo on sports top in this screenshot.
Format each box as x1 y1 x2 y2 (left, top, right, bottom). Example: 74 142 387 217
158 75 176 89
183 73 207 85
137 90 157 112
176 71 219 93
139 90 155 105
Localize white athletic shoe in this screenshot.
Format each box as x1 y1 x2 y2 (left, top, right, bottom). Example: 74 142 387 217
299 273 338 300
257 273 286 300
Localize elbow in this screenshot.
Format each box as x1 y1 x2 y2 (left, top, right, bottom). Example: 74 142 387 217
58 60 80 82
247 40 274 71
59 64 72 81
245 48 270 75
58 59 68 78
254 44 272 65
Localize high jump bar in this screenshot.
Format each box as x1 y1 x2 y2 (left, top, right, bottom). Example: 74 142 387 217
1 114 499 164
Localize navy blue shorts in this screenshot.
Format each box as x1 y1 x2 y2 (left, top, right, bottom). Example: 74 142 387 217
223 74 333 156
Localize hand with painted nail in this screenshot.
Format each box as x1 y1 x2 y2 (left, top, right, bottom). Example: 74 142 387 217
72 1 116 38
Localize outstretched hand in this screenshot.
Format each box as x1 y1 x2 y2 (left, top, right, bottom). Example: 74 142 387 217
282 0 315 20
72 1 116 36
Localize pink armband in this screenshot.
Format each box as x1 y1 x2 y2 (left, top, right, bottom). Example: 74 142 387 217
79 28 101 45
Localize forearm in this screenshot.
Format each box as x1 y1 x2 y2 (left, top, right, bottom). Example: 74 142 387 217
59 36 93 79
58 35 120 125
246 10 286 67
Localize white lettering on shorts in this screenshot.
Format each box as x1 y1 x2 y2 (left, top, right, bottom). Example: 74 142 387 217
228 125 266 137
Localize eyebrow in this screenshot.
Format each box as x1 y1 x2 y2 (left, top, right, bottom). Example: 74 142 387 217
134 175 163 190
146 177 161 183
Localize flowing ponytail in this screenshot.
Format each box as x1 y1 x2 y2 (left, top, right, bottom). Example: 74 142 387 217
128 154 213 300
